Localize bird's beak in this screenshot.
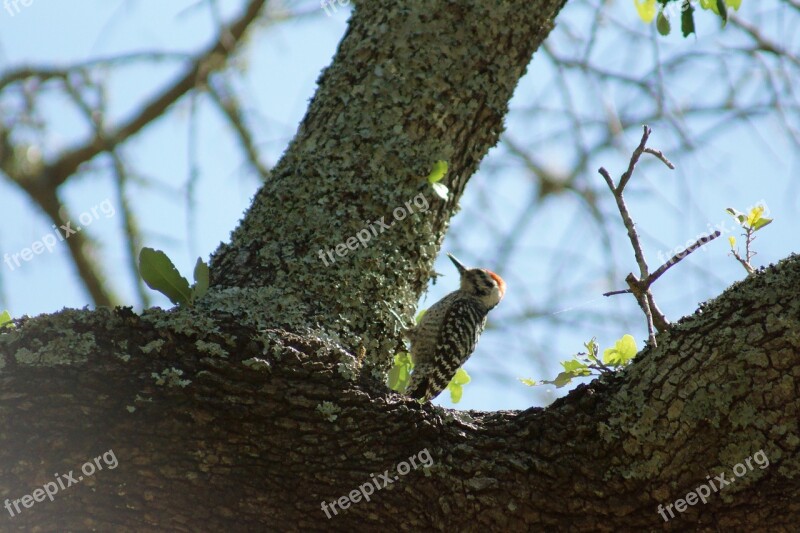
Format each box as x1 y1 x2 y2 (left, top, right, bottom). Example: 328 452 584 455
447 253 467 274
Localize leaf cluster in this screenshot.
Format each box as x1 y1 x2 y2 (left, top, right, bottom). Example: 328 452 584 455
521 334 638 388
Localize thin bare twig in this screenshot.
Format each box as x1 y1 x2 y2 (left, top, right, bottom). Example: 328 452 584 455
598 125 684 346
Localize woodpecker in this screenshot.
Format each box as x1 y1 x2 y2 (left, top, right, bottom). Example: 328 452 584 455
406 253 506 401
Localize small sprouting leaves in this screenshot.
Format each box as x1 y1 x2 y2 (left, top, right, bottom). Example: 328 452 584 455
0 310 13 329
725 204 773 275
637 0 742 37
426 160 449 200
746 206 772 231
726 205 772 232
522 334 638 389
602 334 638 366
139 247 210 307
446 368 471 403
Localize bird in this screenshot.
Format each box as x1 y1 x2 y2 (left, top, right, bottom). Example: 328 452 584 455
405 253 506 401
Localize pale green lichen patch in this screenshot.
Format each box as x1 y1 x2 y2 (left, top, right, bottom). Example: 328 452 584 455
316 401 341 422
140 339 166 354
242 357 271 371
337 352 359 381
195 340 228 358
152 367 191 388
14 331 96 367
140 306 231 344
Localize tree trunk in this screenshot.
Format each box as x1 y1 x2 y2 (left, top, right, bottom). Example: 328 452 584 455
2 1 799 531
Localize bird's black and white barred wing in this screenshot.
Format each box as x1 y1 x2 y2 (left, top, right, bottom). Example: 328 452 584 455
407 298 488 401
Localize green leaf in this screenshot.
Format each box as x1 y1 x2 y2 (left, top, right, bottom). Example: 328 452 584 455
603 334 638 366
0 310 13 329
726 207 747 225
728 236 736 248
716 0 728 24
633 0 657 23
446 368 471 403
562 359 589 374
542 371 578 388
752 217 773 231
448 382 464 403
726 0 741 9
387 364 403 390
584 337 599 362
681 1 695 37
746 206 765 228
657 10 671 35
699 0 718 13
139 247 192 306
519 377 537 387
431 182 449 200
388 353 413 392
415 309 427 324
451 367 471 386
192 257 210 302
426 160 448 184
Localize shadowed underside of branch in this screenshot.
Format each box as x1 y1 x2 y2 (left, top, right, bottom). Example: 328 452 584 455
1 255 799 530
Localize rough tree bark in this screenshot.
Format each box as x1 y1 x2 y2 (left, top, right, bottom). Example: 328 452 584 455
2 1 799 531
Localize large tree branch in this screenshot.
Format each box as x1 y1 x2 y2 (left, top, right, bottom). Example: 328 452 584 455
1 255 798 530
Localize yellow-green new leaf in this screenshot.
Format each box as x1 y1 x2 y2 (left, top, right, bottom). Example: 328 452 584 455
388 352 413 391
746 206 765 228
603 334 638 366
633 0 657 22
0 310 12 329
426 160 448 184
752 217 772 231
451 367 471 386
446 368 471 403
